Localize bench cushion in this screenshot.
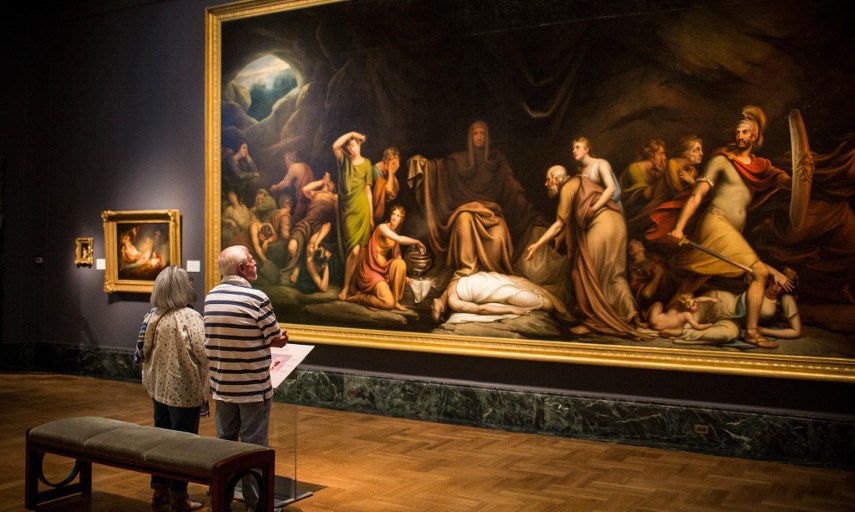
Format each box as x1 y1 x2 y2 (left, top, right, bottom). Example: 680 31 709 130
144 437 268 474
85 427 197 465
28 416 268 474
28 416 135 449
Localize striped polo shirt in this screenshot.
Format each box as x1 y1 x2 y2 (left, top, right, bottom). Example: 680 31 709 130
204 275 282 403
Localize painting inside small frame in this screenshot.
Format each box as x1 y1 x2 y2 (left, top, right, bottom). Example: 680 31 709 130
205 0 855 381
75 237 94 267
102 209 180 293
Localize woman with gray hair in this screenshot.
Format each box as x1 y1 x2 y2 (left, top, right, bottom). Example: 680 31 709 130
138 266 208 511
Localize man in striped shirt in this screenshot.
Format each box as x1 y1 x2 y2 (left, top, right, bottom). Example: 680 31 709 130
204 245 288 509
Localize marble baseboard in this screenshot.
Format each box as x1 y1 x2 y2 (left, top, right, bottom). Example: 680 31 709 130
279 368 855 470
0 342 139 381
3 342 853 469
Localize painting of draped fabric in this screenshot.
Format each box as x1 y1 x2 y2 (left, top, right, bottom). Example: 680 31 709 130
205 0 855 381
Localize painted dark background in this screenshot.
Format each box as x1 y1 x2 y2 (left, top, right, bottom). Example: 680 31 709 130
221 0 854 198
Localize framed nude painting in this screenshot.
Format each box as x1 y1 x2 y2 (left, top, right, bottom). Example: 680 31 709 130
102 209 181 293
205 0 855 381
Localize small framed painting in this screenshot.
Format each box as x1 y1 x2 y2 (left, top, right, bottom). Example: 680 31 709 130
101 209 181 293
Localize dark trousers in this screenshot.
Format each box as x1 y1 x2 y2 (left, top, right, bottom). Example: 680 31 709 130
151 399 201 496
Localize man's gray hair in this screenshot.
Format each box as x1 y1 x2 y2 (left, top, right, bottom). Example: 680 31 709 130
150 266 196 311
547 164 569 182
219 245 249 276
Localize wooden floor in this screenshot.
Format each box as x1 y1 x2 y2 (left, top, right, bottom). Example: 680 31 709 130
2 373 853 512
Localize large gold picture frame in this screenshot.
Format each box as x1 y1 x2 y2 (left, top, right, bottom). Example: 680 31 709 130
102 209 181 293
205 0 855 382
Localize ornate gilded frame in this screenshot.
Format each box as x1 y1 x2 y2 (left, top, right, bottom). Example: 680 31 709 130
204 0 855 382
75 237 94 267
102 209 181 293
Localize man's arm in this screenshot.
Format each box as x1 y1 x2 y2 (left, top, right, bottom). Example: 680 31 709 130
272 164 298 191
525 218 566 261
666 180 711 244
257 295 288 348
773 168 793 190
302 172 330 199
639 264 665 301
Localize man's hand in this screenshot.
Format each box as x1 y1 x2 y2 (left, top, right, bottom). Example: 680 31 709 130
666 228 684 246
270 331 288 348
524 243 539 261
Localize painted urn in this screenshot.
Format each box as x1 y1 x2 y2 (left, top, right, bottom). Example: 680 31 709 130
405 245 433 278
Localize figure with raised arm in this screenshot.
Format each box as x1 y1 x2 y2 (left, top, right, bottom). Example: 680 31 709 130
372 147 400 225
281 172 338 286
333 131 373 300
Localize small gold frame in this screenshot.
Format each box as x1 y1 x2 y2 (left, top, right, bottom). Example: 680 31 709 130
75 237 94 267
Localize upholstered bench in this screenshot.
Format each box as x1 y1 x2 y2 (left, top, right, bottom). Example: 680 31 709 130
25 416 275 511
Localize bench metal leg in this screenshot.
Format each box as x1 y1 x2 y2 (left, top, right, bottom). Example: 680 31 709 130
212 466 274 512
25 446 92 510
210 473 238 512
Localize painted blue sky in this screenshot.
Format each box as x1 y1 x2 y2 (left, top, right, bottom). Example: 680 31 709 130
234 54 291 89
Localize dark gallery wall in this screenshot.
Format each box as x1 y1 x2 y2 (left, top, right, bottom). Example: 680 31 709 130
1 0 214 350
1 0 853 427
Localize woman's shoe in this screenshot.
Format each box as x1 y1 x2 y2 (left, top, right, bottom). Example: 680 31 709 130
169 497 204 512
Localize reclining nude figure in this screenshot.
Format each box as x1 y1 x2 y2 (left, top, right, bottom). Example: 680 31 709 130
431 271 571 325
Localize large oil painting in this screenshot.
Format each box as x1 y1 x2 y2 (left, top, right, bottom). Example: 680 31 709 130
205 0 855 381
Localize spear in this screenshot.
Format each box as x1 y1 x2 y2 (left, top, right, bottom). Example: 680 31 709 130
678 237 754 275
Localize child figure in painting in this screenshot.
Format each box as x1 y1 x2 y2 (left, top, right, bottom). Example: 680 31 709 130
647 293 720 334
